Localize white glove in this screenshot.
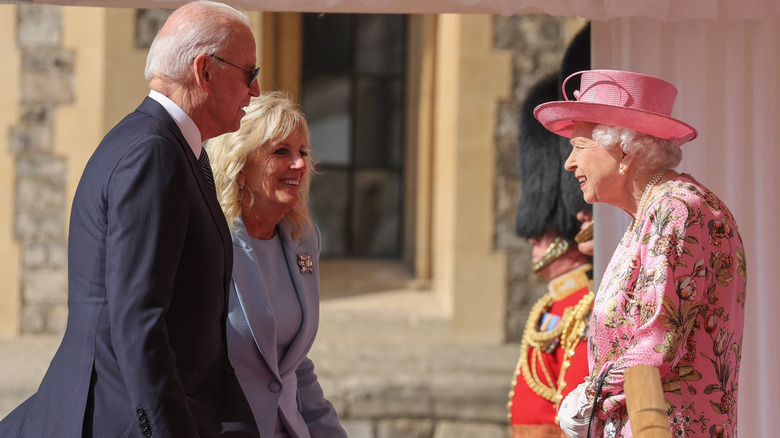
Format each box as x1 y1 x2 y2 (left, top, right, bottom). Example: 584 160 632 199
558 381 593 438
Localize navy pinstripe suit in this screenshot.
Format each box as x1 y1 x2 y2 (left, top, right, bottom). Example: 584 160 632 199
0 98 259 438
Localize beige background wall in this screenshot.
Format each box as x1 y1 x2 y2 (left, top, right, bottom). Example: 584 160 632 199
0 7 561 346
0 6 21 339
432 14 511 342
58 8 151 222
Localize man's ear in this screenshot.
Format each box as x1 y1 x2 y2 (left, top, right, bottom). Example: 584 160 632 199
192 55 212 92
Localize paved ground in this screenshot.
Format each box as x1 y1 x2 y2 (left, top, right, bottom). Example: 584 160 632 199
0 292 521 430
0 335 61 418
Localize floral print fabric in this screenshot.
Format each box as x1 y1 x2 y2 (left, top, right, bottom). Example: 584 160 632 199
587 174 746 437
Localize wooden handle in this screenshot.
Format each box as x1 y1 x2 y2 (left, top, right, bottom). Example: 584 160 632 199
624 365 670 438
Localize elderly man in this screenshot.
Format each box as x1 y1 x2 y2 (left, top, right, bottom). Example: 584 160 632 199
0 2 261 437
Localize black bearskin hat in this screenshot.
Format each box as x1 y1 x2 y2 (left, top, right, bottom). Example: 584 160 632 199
560 23 591 102
558 23 591 225
515 23 591 241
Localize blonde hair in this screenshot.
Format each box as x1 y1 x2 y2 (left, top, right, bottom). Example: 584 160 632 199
205 91 315 240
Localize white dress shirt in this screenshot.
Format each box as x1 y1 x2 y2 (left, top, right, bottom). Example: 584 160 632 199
148 89 203 157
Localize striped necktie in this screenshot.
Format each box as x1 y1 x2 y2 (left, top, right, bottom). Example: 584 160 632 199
198 149 215 191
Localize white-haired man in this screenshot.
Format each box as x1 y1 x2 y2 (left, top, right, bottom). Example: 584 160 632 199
0 2 261 436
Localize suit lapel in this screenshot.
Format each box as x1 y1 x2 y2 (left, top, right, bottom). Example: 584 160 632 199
136 97 232 294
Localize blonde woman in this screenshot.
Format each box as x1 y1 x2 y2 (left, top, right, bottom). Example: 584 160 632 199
207 91 346 438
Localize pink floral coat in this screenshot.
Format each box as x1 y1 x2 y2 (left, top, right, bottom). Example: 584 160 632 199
587 174 746 438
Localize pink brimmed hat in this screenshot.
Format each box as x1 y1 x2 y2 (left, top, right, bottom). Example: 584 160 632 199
533 69 697 145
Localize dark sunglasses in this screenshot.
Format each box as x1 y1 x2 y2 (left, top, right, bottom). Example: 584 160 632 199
206 53 260 87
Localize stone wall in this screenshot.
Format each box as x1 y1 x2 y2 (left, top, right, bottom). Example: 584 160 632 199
6 9 586 343
8 7 170 334
2 9 583 435
309 309 521 438
11 5 73 333
493 15 588 341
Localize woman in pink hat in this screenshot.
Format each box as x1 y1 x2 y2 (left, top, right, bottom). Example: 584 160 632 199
535 70 746 438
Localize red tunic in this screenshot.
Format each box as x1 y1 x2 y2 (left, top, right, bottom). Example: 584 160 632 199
510 265 593 430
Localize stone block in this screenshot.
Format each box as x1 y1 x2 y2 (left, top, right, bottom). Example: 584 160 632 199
495 175 520 214
495 221 524 251
431 345 515 374
506 247 532 282
20 102 56 125
16 177 65 211
136 9 173 49
15 210 65 239
49 240 68 268
20 304 45 333
506 281 524 309
22 48 74 75
517 16 563 50
341 419 374 438
21 71 74 105
345 375 433 418
22 268 67 304
9 124 53 153
433 420 509 438
18 5 62 49
505 312 525 342
23 242 47 268
47 304 68 333
16 155 65 179
496 102 521 138
377 418 434 438
326 393 347 420
431 374 512 423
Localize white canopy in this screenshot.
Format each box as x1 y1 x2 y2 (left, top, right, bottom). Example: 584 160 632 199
4 0 778 436
11 0 780 20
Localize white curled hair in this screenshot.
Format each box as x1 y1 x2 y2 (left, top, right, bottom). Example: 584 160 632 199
592 125 683 171
144 1 249 83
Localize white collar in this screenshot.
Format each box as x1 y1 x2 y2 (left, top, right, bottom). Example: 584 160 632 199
148 89 203 157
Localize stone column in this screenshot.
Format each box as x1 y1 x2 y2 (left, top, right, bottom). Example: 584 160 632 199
431 14 511 343
11 5 73 334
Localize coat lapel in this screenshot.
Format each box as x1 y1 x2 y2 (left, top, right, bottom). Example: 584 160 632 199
137 97 232 294
276 222 320 375
231 219 281 377
230 219 321 378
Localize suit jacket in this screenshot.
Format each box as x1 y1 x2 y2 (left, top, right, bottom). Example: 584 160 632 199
0 98 258 438
228 219 346 438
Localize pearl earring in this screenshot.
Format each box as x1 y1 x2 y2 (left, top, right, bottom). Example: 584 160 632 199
619 167 625 175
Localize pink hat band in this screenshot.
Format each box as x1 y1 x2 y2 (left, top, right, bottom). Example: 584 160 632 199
566 70 677 116
534 69 697 145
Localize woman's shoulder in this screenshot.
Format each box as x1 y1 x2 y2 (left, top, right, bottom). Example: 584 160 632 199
279 220 321 249
651 174 742 248
656 173 733 218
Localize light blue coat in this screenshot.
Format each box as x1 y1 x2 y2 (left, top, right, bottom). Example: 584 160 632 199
228 218 346 438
